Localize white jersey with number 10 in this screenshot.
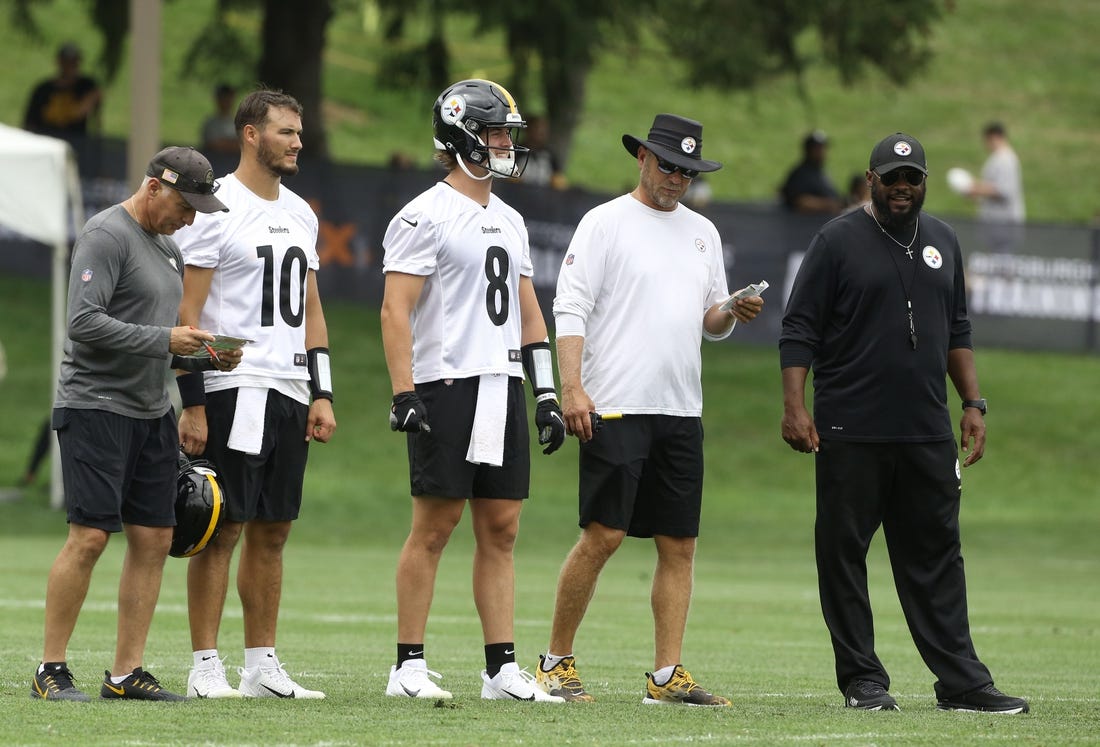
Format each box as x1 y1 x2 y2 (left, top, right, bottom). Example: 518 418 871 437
383 182 532 384
175 173 320 402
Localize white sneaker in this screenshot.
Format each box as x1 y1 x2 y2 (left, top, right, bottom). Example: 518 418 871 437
385 659 453 700
187 657 242 698
481 663 565 702
237 656 325 699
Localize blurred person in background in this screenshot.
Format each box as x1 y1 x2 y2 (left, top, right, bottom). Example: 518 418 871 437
779 130 844 215
23 42 102 140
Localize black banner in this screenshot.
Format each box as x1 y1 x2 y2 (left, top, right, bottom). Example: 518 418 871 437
2 136 1097 353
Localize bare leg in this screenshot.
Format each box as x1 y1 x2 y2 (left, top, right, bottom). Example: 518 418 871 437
42 524 110 663
395 497 465 643
187 520 243 650
651 535 695 670
111 524 173 675
238 520 292 648
548 522 625 654
470 498 522 644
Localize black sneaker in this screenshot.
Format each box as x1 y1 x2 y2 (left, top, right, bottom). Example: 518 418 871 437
100 667 186 701
30 662 91 701
844 679 899 710
937 683 1029 714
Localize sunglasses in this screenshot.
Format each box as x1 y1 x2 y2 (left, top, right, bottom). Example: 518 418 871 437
876 169 926 187
655 156 699 179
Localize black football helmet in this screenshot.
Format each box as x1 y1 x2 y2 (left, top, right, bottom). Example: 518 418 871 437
171 453 226 558
432 79 529 179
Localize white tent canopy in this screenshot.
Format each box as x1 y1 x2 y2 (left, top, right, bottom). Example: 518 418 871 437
0 123 85 509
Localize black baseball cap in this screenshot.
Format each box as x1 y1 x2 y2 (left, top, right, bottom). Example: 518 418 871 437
869 132 927 176
146 147 228 213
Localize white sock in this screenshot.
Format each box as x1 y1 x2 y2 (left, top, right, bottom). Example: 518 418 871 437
193 649 219 668
541 652 570 671
652 665 677 686
245 647 276 670
110 671 132 685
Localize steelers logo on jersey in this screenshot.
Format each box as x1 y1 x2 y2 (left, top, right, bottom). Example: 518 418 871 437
922 245 943 269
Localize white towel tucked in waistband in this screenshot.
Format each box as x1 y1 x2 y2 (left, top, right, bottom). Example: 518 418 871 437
465 373 508 466
227 387 268 455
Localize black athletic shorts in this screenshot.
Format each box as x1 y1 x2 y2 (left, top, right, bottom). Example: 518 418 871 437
578 414 704 538
203 388 309 523
407 376 529 500
53 407 178 532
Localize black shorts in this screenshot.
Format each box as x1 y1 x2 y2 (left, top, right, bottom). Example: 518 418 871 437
408 376 529 500
203 388 309 523
53 407 178 532
578 415 704 538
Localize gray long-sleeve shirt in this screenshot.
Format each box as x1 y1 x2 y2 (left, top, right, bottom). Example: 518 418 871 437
54 204 184 418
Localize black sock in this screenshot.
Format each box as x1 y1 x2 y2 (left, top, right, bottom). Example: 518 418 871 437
484 642 516 678
397 643 424 668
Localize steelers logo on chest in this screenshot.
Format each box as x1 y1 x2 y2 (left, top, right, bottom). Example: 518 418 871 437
922 245 943 269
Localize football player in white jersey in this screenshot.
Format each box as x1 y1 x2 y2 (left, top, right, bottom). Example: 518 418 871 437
380 79 565 703
534 114 763 705
174 89 335 700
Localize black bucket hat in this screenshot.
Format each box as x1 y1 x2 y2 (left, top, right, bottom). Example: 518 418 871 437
622 113 722 173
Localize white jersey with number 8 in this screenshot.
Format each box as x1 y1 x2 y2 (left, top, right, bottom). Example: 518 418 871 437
175 173 320 402
383 182 532 384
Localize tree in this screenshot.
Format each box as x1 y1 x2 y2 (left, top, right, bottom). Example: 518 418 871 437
654 0 948 106
466 0 655 170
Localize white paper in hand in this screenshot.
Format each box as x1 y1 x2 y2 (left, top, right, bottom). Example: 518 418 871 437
720 280 769 312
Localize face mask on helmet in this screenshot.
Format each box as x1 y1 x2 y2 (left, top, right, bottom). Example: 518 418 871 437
171 454 226 558
433 79 530 180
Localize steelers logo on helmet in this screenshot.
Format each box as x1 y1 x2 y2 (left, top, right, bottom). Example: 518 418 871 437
432 79 530 181
681 136 697 155
440 95 465 126
171 453 226 558
894 140 913 157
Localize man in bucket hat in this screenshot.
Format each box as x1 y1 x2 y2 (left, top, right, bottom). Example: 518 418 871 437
534 114 763 705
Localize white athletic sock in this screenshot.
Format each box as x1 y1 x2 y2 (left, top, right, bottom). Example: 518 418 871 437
110 671 132 685
542 652 570 671
193 649 219 668
244 647 276 670
652 664 677 686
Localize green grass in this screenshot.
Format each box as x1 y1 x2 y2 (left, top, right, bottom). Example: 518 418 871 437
1 0 1099 222
1 274 1099 745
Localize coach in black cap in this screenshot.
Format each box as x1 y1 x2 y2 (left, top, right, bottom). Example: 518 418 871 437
536 113 762 705
780 130 1030 714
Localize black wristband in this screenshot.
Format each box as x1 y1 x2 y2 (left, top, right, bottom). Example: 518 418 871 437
307 347 333 402
176 371 207 408
171 354 215 373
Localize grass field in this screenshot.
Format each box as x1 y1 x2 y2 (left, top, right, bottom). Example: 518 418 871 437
1 274 1098 745
1 0 1099 223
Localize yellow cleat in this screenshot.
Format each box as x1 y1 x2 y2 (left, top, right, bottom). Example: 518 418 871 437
535 655 594 702
642 665 731 707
